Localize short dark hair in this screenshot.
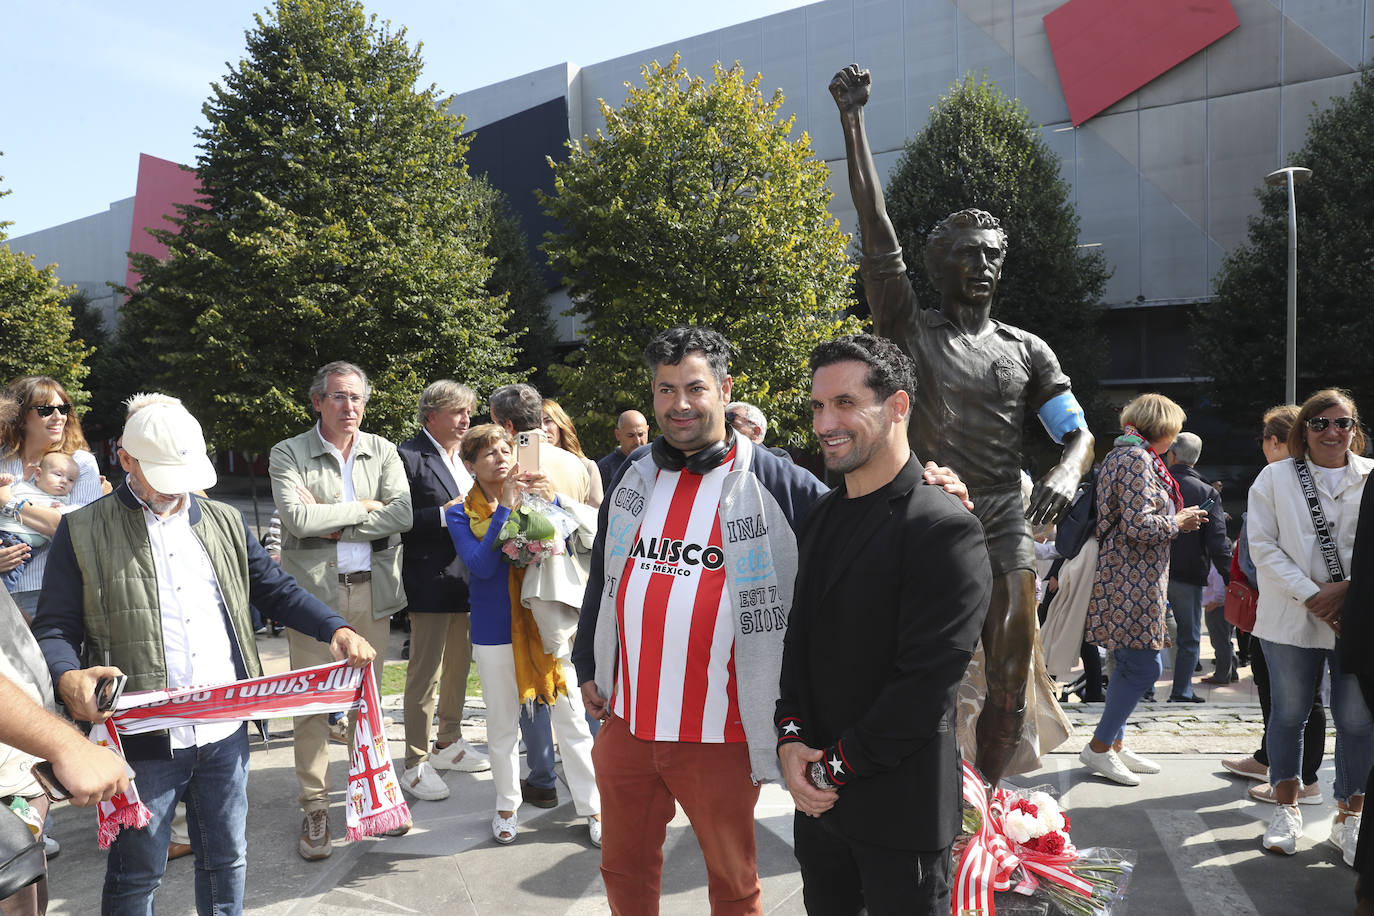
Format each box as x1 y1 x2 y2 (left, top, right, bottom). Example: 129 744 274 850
923 208 1008 282
643 326 731 385
489 383 543 432
809 334 916 403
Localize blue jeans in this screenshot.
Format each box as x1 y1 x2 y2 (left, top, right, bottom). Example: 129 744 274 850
1262 639 1374 802
104 727 249 916
519 703 556 789
1094 648 1162 746
1167 581 1202 699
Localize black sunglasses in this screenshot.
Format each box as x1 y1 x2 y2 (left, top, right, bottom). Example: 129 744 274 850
1306 416 1356 432
31 404 73 418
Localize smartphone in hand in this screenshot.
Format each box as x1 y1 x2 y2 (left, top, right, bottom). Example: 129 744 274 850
515 431 542 475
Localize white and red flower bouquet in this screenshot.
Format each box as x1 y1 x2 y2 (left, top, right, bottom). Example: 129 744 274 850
953 761 1134 916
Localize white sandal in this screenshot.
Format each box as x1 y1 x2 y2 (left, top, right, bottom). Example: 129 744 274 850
491 812 518 845
588 816 602 848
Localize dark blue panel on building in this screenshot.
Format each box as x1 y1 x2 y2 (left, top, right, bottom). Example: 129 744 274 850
464 97 571 288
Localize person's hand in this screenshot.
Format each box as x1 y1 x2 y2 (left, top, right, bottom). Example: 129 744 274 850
0 473 13 488
0 482 11 505
519 469 554 502
52 742 131 807
580 680 607 721
778 742 838 817
1045 576 1058 593
295 485 318 505
1174 507 1206 532
1027 463 1080 526
442 495 463 512
0 541 30 574
56 665 124 724
923 462 973 510
1305 580 1349 623
329 628 376 668
99 475 113 495
830 64 871 115
500 462 523 510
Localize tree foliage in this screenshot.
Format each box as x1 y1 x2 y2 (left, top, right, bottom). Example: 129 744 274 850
0 177 90 402
541 55 861 453
1196 68 1374 418
469 177 557 393
882 76 1111 433
121 0 517 453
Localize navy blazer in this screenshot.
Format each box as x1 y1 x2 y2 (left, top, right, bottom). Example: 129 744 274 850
397 432 471 614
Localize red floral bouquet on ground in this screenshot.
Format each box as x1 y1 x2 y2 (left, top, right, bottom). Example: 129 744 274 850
953 761 1134 916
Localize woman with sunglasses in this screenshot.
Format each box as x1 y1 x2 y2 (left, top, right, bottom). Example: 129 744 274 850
0 377 104 618
1248 388 1374 860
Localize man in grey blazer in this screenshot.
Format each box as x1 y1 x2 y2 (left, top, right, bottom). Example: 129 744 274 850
270 360 412 860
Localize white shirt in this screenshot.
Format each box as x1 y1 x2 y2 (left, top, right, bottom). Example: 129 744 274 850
1248 454 1374 650
135 493 240 748
422 428 472 527
315 425 371 574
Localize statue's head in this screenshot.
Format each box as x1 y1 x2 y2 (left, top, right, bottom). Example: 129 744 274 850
923 209 1008 308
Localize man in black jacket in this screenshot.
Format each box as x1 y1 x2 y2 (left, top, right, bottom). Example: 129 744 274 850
1165 432 1231 701
776 334 991 915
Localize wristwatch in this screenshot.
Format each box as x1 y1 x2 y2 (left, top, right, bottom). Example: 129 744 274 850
807 760 836 791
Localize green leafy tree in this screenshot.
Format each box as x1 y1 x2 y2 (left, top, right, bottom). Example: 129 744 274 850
0 177 90 401
541 55 861 453
1196 68 1374 419
469 177 557 393
121 0 517 452
882 76 1110 433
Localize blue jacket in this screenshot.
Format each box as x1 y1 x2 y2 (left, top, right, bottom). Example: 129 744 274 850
445 503 515 646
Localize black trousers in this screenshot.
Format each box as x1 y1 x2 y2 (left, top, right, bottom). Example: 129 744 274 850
792 812 952 916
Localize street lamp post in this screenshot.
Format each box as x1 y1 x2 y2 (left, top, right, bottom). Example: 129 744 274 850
1265 166 1312 405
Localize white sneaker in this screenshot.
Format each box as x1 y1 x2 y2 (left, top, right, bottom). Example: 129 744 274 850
400 761 450 801
588 816 602 848
1116 746 1161 774
1079 745 1140 786
1331 814 1361 867
1263 804 1302 855
432 738 491 773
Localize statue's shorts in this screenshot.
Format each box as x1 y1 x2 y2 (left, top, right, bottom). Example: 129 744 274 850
968 484 1033 578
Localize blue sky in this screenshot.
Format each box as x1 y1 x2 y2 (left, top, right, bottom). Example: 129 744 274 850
1 1 814 237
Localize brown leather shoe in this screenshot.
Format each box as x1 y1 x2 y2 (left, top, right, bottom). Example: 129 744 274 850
167 842 193 861
520 779 557 809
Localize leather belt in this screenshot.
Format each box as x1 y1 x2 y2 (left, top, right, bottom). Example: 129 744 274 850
338 571 372 586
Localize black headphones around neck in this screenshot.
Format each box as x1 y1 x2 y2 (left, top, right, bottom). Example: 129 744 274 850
651 430 735 475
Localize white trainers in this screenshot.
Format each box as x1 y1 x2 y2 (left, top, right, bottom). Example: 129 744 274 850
400 761 450 801
1115 746 1161 774
432 738 491 773
1331 814 1361 867
1079 745 1140 786
1263 804 1303 855
588 816 602 848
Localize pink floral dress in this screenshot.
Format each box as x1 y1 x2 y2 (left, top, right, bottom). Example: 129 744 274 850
1084 445 1181 650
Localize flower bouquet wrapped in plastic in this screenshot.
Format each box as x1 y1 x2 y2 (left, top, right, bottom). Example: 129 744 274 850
953 761 1134 916
496 493 570 568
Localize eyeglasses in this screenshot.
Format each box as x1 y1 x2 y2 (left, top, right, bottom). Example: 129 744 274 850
324 393 368 406
31 404 72 418
1306 416 1356 432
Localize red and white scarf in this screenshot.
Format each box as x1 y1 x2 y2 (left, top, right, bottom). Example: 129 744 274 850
90 661 410 848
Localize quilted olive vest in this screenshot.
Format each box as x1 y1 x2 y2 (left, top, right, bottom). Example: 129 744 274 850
65 495 262 692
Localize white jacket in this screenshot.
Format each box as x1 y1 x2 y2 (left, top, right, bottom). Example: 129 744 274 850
1248 454 1373 649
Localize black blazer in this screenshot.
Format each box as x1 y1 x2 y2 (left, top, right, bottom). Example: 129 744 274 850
777 455 991 851
397 433 470 614
1341 480 1374 680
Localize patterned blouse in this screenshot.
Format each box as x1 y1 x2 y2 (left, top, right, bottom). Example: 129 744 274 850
1085 444 1181 650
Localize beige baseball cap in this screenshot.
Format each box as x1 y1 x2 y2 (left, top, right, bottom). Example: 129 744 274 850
121 401 217 494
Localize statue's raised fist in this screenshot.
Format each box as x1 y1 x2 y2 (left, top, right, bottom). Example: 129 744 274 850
830 64 871 113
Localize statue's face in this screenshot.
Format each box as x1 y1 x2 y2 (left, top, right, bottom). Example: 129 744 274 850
937 228 1005 307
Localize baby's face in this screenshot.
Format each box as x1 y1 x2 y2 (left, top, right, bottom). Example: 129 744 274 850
35 460 78 497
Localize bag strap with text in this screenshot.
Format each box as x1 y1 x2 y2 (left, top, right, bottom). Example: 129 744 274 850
1293 458 1346 583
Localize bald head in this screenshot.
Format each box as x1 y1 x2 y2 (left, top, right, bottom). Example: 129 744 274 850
615 410 649 455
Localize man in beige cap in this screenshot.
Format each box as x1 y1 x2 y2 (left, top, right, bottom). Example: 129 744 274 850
32 395 374 914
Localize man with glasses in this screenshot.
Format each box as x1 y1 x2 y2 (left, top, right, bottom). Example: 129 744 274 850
270 360 413 860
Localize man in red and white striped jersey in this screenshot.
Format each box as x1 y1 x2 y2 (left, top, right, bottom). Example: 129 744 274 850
574 326 969 914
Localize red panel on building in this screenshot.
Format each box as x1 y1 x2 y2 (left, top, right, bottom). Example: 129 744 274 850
124 153 201 292
1044 0 1239 126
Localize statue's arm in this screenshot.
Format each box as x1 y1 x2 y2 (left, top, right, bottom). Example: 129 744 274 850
1026 402 1094 526
831 65 901 257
